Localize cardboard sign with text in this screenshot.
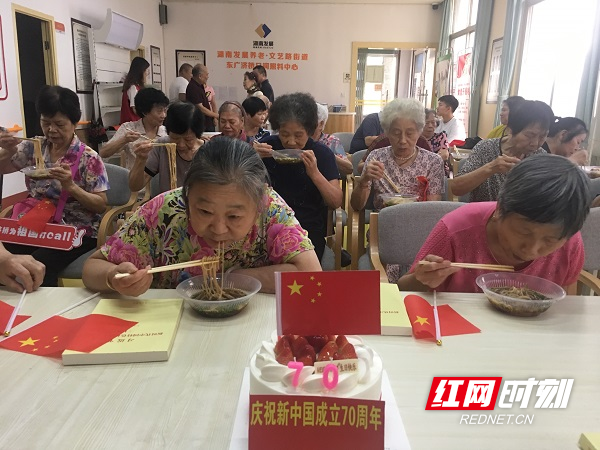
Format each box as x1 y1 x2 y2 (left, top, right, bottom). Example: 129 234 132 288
0 218 84 250
249 394 384 450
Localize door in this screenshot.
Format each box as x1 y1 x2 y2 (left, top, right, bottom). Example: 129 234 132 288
14 8 57 137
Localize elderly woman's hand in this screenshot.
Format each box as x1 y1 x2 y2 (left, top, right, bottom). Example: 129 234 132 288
124 129 145 143
488 155 521 174
0 133 22 153
362 160 385 182
49 163 75 191
132 140 153 160
301 150 319 179
413 255 461 289
253 141 273 158
108 262 153 297
438 147 450 162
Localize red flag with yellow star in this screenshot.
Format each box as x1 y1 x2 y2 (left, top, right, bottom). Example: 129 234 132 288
276 271 381 335
0 314 137 357
0 301 31 330
17 199 57 233
404 294 480 340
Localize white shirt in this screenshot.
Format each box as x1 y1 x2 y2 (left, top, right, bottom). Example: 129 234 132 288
168 76 189 102
435 116 466 143
108 119 167 169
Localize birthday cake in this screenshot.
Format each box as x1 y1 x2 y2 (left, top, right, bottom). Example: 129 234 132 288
249 331 383 400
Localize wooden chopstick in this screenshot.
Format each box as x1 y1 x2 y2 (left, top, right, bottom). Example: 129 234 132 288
113 257 220 279
124 127 153 141
418 261 514 272
382 171 401 193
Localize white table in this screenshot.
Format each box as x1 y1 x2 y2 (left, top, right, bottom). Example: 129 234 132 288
0 288 598 449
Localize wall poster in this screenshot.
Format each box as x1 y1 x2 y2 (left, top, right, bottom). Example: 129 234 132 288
150 45 162 90
71 18 93 93
486 38 503 104
175 50 205 74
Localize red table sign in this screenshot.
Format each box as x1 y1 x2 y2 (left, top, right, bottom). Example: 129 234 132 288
249 394 385 450
0 218 84 250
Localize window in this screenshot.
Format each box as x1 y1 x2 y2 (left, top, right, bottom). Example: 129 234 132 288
518 0 597 117
448 0 479 129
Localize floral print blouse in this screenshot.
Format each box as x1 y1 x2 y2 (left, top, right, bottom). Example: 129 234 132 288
10 135 109 238
317 132 346 156
101 187 314 288
427 131 451 177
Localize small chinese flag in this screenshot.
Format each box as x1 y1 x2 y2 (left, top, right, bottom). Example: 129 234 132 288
0 301 31 329
416 176 429 202
276 271 381 335
18 199 56 233
0 314 136 357
404 294 480 340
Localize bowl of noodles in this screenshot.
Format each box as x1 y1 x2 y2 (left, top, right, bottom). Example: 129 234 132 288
381 193 419 208
272 149 303 164
176 273 261 318
476 273 565 317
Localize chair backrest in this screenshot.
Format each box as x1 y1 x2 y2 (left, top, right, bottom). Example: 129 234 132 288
588 177 600 199
377 201 466 267
352 149 367 176
332 132 353 153
104 164 132 206
581 207 600 271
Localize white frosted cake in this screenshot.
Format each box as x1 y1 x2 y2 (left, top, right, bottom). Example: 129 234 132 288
249 331 383 400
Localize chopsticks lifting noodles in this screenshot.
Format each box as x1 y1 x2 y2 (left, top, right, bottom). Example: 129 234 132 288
165 143 178 190
433 290 442 346
32 138 44 169
113 255 221 279
382 171 401 193
418 261 514 272
3 290 27 337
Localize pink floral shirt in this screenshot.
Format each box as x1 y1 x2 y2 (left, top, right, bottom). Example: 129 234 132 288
363 146 445 210
101 187 314 288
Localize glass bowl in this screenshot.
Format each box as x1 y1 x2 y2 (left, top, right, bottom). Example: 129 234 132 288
272 149 303 164
476 272 565 317
381 193 419 208
581 166 600 179
20 163 58 179
176 273 261 318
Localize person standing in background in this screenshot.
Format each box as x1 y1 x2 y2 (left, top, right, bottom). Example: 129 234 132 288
168 63 192 102
186 64 218 132
252 65 274 103
120 57 149 124
435 94 466 143
204 83 218 129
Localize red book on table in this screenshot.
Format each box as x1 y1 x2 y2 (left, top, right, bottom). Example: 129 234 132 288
276 271 381 335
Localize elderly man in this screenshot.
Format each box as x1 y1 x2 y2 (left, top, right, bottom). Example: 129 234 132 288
186 64 218 132
252 65 274 103
168 63 192 102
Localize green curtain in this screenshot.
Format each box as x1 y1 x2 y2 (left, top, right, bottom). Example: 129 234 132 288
575 2 600 126
494 0 526 127
468 0 495 137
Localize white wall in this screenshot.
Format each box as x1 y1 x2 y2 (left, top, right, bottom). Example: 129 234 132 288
162 2 441 107
0 0 165 199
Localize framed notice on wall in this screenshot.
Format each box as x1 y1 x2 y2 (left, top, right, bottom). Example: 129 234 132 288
70 18 93 94
175 50 205 75
486 38 503 104
0 16 9 100
150 45 162 90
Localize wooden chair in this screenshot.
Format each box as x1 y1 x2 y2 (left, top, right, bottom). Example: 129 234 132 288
370 201 466 282
578 207 600 295
322 207 344 271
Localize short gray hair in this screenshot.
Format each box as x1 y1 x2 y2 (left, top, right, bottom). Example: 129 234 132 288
183 137 268 210
381 98 426 133
498 154 591 238
424 108 436 117
316 103 329 125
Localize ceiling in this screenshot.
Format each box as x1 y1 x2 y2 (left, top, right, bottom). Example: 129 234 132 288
164 0 435 4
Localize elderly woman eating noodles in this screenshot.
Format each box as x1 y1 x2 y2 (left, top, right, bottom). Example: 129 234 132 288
350 98 445 212
82 137 321 296
452 100 554 202
398 154 591 294
0 85 108 287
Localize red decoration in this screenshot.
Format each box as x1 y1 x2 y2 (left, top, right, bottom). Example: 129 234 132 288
404 294 480 340
0 300 30 329
0 314 137 357
276 271 381 336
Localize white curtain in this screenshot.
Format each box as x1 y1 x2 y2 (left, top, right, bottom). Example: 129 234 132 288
576 2 600 126
493 0 526 126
